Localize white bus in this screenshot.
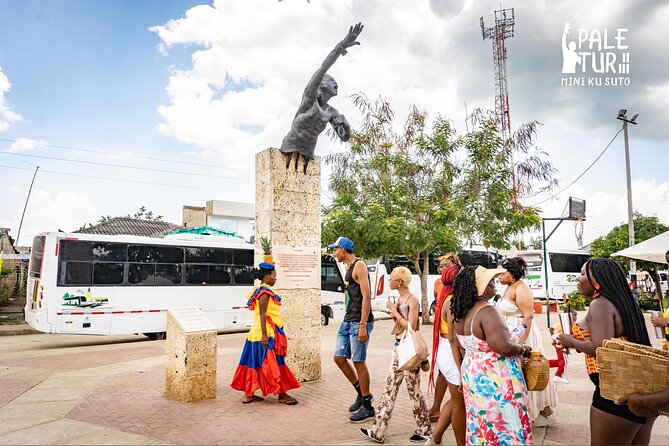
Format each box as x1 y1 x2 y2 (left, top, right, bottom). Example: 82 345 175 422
515 249 590 300
385 248 504 315
25 232 347 337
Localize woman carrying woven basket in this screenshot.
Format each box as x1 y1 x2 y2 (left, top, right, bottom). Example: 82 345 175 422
554 258 655 445
452 266 533 445
496 257 558 426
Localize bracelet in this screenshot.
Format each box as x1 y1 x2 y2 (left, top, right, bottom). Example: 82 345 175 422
360 322 367 326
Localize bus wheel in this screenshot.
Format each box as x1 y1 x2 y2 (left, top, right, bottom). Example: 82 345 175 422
429 301 436 316
144 332 166 340
321 310 329 326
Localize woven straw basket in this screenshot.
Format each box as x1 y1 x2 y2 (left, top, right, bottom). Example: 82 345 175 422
597 339 669 416
523 351 549 391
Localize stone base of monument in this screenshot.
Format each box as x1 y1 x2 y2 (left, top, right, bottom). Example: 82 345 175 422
165 308 217 402
255 148 322 382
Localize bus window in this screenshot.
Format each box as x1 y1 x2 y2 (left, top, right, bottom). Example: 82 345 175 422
321 263 342 292
93 262 124 285
129 245 183 263
549 253 589 273
234 265 254 285
92 243 128 262
129 263 156 285
208 265 232 284
60 261 93 285
234 249 254 266
29 236 46 278
186 264 208 284
156 264 182 285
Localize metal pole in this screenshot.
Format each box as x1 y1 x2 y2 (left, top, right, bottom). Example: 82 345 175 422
542 220 550 326
15 166 39 248
623 121 637 292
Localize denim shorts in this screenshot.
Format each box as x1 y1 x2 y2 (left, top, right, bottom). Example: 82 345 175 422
334 320 374 362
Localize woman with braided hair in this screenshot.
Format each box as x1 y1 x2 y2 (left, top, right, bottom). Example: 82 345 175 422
497 257 558 426
555 258 655 445
447 266 532 445
428 253 461 422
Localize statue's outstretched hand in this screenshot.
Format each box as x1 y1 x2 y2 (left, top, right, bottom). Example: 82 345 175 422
339 22 363 55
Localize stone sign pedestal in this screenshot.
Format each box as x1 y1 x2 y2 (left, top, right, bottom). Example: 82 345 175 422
255 148 322 382
165 307 217 402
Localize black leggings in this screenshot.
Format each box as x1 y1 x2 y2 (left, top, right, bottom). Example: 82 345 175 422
589 373 647 424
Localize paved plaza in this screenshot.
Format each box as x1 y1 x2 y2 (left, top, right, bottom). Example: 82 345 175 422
1 312 668 445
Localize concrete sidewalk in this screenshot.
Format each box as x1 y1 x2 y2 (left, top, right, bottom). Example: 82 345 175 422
0 313 668 445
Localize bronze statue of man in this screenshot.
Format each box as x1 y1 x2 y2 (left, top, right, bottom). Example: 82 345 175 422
280 23 363 174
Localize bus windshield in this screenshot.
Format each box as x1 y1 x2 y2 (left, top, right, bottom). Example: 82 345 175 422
29 236 46 278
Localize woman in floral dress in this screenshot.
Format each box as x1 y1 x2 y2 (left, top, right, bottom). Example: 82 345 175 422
451 266 533 445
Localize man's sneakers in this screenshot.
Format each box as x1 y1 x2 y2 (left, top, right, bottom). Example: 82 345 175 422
349 394 373 413
360 428 383 443
349 405 376 423
409 434 430 443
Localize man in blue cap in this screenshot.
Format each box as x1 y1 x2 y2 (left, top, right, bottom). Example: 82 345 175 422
329 236 375 423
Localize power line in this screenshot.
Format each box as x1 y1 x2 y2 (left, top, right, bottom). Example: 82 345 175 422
0 137 228 169
0 150 247 180
529 127 623 207
0 164 246 191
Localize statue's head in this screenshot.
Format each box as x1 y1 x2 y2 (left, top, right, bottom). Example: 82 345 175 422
319 74 338 101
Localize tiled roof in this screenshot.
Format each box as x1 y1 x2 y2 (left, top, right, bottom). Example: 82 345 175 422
75 217 184 238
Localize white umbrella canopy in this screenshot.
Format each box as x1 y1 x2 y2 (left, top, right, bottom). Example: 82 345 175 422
611 230 669 264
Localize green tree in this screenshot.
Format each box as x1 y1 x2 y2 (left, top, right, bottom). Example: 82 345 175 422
590 213 668 300
323 96 554 323
79 207 164 230
590 213 668 271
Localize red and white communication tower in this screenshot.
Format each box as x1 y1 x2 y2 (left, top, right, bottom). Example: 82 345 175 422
480 8 515 141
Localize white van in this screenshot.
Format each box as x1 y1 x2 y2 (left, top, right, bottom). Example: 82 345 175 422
320 257 388 326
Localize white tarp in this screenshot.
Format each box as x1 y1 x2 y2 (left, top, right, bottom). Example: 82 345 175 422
611 230 669 264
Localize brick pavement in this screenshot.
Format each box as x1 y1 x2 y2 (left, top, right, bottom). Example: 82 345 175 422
1 312 669 445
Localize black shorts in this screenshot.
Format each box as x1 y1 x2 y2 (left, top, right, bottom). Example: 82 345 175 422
589 373 647 424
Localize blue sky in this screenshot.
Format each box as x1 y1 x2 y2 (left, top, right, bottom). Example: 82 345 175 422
1 0 668 250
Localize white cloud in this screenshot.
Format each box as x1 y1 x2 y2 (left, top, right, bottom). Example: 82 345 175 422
9 137 48 153
0 66 22 133
0 189 98 246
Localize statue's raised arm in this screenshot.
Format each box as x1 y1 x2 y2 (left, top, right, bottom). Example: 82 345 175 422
280 23 363 173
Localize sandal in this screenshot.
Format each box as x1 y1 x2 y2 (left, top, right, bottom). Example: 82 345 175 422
279 397 299 405
242 395 264 404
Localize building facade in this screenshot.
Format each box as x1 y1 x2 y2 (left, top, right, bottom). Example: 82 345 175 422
182 200 254 242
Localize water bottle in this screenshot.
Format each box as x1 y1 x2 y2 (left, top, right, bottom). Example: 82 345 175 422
511 323 527 342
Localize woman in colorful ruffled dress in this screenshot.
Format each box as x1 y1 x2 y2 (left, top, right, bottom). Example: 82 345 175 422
230 262 300 405
451 266 533 446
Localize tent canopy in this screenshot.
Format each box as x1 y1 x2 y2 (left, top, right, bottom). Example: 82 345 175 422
611 230 669 264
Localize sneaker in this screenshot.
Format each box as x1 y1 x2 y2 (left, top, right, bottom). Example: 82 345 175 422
425 436 441 445
349 394 373 413
553 375 569 384
360 428 383 443
349 405 376 423
409 434 430 443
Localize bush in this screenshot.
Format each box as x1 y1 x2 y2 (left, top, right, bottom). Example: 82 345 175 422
559 291 592 312
637 292 661 311
0 266 13 306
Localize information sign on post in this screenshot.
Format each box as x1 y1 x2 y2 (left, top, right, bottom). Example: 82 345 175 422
273 246 320 289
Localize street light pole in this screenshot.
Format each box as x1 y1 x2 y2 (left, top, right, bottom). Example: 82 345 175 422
617 109 638 289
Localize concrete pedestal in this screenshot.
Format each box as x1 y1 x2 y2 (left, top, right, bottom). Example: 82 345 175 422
255 148 322 382
164 308 217 402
